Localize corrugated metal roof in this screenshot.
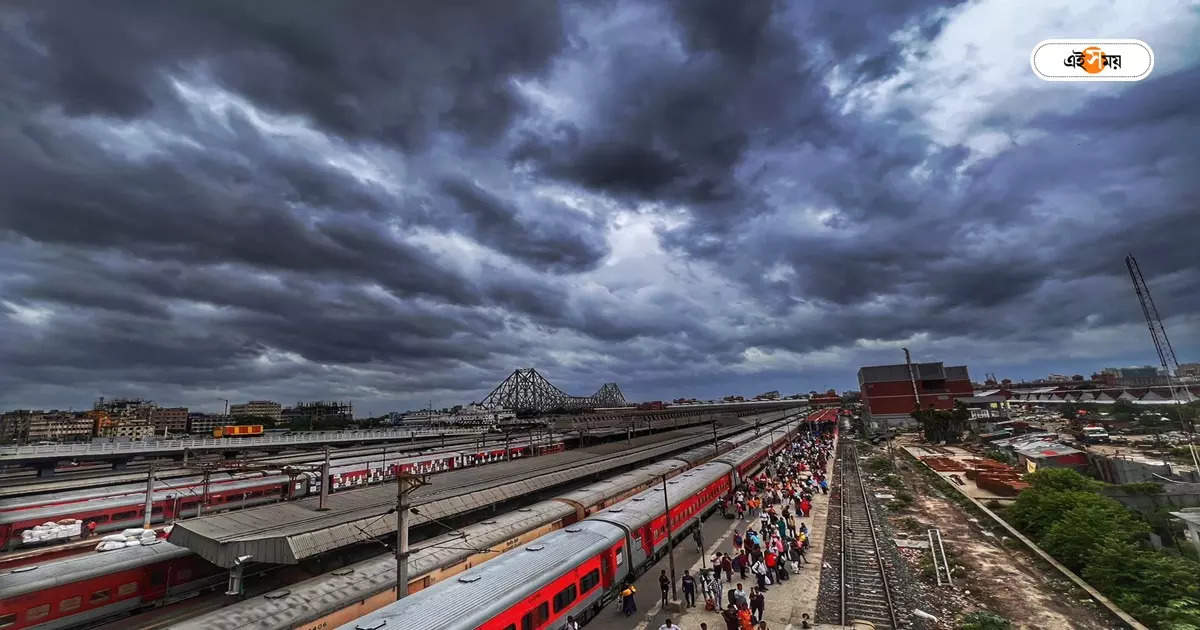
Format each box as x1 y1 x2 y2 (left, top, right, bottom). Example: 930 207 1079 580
170 501 577 630
168 428 737 567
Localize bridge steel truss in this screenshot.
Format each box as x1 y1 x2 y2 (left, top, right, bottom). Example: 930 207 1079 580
480 368 627 414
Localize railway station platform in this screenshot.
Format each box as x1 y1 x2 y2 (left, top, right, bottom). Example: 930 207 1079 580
586 432 837 630
168 420 756 567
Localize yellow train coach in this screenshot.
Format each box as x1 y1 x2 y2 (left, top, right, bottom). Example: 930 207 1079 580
212 424 264 438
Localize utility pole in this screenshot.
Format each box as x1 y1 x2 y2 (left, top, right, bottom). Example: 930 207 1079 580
712 420 719 456
142 460 156 529
900 347 920 466
395 472 429 599
199 468 211 517
317 446 330 511
661 475 678 603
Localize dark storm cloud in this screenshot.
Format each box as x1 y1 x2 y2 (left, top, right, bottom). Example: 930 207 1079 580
1 0 1197 412
439 176 609 272
4 1 566 148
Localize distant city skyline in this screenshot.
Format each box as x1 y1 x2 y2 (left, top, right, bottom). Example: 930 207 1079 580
3 353 1194 416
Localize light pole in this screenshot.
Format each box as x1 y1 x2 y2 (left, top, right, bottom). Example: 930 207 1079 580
661 475 678 603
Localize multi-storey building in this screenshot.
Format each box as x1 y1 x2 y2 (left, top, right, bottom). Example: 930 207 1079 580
0 410 96 444
282 401 353 429
187 413 230 435
858 361 973 432
1101 366 1163 387
150 407 189 435
28 411 95 442
93 397 158 440
0 411 33 444
809 390 841 408
229 400 283 423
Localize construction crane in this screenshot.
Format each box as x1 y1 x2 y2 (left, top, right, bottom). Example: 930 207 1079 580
1125 254 1200 471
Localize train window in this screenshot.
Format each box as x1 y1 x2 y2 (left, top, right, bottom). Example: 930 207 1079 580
90 589 111 604
60 596 81 612
580 569 600 593
113 511 136 521
0 614 14 628
26 604 50 621
552 584 577 612
92 515 110 523
118 582 138 596
503 626 515 630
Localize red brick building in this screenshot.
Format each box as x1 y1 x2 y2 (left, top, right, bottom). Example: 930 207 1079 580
809 390 840 408
858 361 973 432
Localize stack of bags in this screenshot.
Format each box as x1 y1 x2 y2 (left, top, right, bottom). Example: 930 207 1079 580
94 528 160 552
19 519 82 545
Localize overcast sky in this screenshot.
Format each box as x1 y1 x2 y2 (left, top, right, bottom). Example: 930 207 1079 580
1 1 1197 414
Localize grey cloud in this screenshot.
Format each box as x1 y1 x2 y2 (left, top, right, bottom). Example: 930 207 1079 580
1 1 1198 413
439 176 610 272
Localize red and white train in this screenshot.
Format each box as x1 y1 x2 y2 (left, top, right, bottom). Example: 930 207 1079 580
334 426 813 630
0 438 560 551
0 543 223 630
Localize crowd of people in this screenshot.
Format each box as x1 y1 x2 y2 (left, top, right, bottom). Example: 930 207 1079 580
619 428 836 630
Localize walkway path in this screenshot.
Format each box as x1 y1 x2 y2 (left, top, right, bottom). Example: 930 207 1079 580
588 430 838 630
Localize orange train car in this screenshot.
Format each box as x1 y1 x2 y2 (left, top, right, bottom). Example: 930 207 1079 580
212 424 263 438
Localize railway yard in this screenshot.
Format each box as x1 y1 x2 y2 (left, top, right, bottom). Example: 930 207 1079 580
816 439 1129 630
0 407 815 630
3 406 1169 630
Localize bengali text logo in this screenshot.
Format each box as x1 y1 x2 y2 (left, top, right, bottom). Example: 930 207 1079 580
1031 39 1153 82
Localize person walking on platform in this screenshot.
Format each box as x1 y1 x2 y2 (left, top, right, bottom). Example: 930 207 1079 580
723 603 740 630
750 587 765 623
681 569 696 607
738 604 755 629
659 569 671 606
658 619 682 630
621 582 638 616
720 552 734 582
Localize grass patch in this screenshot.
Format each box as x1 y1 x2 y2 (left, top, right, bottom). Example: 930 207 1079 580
956 610 1012 630
865 456 894 474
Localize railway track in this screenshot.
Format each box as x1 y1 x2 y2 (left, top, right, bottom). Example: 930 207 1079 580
818 440 904 629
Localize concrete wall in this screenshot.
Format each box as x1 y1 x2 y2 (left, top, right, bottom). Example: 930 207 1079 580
1089 452 1196 484
1104 483 1200 514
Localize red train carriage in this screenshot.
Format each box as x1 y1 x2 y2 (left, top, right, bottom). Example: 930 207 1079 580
334 431 784 630
0 542 222 630
0 475 306 550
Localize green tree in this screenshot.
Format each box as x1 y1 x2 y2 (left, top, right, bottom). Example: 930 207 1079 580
1083 539 1200 628
1112 398 1138 421
912 403 971 443
1006 469 1104 540
1039 497 1149 571
1024 468 1102 492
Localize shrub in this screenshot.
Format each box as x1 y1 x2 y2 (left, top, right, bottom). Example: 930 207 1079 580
957 611 1011 630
